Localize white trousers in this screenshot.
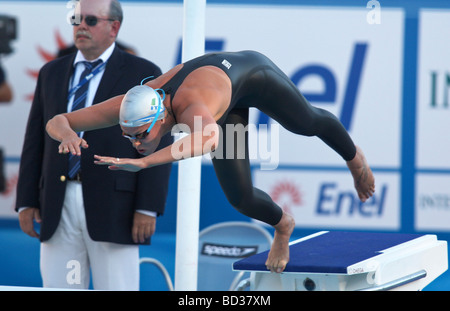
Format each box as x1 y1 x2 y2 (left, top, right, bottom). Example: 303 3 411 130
40 181 140 290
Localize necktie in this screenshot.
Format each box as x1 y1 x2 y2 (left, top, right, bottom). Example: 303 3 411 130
68 60 103 179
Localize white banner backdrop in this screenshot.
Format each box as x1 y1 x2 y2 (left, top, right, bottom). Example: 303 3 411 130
415 9 450 232
416 173 450 232
0 2 404 226
254 169 399 230
417 10 450 170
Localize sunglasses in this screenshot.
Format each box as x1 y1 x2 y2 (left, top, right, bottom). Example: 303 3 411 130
71 15 115 27
122 125 151 141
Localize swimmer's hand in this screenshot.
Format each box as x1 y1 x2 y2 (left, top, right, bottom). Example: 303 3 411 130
58 133 89 156
94 155 146 172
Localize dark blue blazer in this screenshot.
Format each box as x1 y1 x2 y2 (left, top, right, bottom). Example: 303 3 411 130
16 46 173 244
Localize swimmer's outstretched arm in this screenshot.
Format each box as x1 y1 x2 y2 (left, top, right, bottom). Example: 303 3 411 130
94 103 221 171
94 128 219 172
46 95 124 155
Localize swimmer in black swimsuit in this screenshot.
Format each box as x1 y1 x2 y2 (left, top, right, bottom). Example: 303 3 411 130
47 50 375 273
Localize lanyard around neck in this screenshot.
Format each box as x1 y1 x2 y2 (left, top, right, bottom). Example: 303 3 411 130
67 61 107 101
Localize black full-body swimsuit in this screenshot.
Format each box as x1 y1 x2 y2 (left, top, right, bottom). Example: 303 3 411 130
161 50 356 226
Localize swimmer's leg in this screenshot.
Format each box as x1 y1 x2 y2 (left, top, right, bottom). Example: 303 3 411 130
256 67 375 201
211 108 293 273
346 145 375 202
266 211 295 273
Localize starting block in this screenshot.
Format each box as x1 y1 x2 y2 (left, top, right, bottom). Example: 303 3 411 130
233 231 448 291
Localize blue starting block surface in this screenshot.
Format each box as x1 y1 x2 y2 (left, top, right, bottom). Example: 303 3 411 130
233 231 424 274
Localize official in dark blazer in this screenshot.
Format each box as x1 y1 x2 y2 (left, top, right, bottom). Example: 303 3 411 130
15 0 172 290
16 45 172 243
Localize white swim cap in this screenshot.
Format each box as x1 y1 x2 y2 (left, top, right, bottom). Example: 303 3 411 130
119 85 166 128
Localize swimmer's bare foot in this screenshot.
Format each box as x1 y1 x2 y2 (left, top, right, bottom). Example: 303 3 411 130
265 212 295 273
346 145 375 202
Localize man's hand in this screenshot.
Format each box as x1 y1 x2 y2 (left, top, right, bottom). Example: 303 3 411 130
132 212 156 243
18 207 41 238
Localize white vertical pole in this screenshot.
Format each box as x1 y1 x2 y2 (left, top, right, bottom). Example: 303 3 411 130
174 0 206 291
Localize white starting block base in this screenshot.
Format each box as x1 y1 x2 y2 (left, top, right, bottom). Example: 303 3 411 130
233 231 448 291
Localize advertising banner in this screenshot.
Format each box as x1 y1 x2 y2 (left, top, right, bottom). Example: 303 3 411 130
254 169 399 230
416 9 450 232
0 2 404 230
